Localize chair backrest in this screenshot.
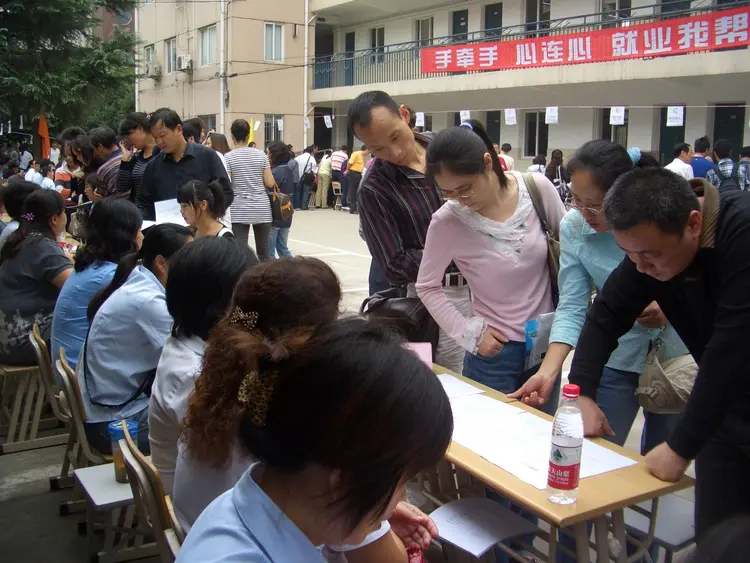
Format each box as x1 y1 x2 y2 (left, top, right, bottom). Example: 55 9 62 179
56 351 106 466
29 324 68 423
121 425 181 562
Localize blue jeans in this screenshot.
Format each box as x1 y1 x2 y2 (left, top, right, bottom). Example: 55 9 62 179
368 260 389 296
341 175 349 206
557 366 679 563
464 342 562 562
269 227 293 259
293 182 310 209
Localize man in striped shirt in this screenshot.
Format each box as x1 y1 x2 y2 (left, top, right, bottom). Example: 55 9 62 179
330 146 348 182
90 127 123 197
348 90 471 374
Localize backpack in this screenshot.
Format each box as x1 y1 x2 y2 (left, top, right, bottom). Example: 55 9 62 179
715 163 740 192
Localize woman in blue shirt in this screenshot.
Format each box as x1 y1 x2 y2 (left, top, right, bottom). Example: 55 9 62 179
512 140 688 453
51 199 143 377
77 223 192 454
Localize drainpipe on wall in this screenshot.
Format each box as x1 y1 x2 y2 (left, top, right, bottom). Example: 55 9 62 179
219 0 226 134
134 5 139 112
303 0 310 148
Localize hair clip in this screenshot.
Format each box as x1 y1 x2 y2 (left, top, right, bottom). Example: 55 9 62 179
460 122 474 131
230 306 259 330
627 147 642 166
237 369 277 427
21 212 34 222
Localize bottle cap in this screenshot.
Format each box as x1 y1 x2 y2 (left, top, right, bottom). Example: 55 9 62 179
562 384 580 398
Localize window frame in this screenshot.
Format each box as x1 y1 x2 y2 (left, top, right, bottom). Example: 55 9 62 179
199 25 217 67
414 17 434 46
144 44 155 67
524 111 549 158
264 114 284 148
198 114 217 133
165 37 177 74
264 22 284 63
370 26 385 64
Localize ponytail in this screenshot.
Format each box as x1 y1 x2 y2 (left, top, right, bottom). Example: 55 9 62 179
426 119 508 189
568 140 660 194
176 178 228 219
86 223 192 321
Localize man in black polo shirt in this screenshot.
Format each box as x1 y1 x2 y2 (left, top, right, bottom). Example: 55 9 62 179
515 169 750 539
137 108 231 221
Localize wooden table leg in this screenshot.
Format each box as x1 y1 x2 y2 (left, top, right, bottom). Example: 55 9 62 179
610 509 629 563
593 517 611 563
548 524 559 563
573 522 590 563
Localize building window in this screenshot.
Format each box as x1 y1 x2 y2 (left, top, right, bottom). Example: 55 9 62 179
484 3 504 39
165 37 177 73
526 0 551 34
198 114 217 133
659 0 690 14
144 44 155 66
601 0 631 27
264 22 283 62
199 25 217 66
414 17 434 46
600 108 629 147
264 114 283 147
370 27 385 64
524 111 549 158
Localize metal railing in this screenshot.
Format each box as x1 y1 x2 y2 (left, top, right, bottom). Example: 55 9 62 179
313 0 748 89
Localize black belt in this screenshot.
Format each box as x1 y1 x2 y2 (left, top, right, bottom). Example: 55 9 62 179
443 272 467 288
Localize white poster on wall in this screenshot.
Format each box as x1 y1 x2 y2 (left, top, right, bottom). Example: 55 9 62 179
504 108 517 126
609 106 625 125
666 106 684 127
545 106 559 124
460 110 471 122
415 112 425 127
324 115 333 129
277 118 284 131
304 117 311 129
253 120 261 131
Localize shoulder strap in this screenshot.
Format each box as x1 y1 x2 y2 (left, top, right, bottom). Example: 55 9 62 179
699 183 720 248
522 172 558 240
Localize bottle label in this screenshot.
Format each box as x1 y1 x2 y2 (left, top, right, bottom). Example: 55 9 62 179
548 440 582 490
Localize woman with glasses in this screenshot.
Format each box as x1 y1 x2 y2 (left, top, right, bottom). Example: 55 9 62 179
511 140 688 456
416 120 566 411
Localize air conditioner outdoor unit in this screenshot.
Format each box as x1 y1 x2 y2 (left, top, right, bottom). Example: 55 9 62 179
146 62 162 78
177 55 193 72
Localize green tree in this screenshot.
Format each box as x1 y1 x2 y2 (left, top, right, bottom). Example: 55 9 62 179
0 0 137 137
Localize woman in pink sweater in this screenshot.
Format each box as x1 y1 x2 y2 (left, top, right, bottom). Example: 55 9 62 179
416 121 566 413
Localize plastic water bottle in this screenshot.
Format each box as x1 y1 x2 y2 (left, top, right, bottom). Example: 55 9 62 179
547 383 584 504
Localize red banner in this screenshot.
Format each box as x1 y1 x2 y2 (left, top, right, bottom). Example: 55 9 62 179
421 7 750 73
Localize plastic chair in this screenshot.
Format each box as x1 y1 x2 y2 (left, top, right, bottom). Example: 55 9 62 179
29 325 74 488
332 182 343 210
121 424 183 562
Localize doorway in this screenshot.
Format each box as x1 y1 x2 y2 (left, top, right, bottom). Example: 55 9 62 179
344 32 355 87
314 107 333 151
486 111 502 144
658 107 686 165
713 104 746 158
452 10 468 42
484 3 503 39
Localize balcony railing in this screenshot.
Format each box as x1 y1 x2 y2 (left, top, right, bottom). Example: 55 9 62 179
313 0 748 90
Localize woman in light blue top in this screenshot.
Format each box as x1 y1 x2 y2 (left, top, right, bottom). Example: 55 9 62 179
512 141 688 454
176 318 453 563
51 199 144 378
77 223 192 454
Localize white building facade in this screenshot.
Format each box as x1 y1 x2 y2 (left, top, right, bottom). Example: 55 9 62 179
310 0 750 167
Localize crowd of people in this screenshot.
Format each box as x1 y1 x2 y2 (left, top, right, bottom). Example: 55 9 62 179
1 90 749 562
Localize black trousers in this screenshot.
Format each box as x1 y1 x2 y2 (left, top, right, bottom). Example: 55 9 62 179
694 439 750 541
347 171 362 212
232 222 272 261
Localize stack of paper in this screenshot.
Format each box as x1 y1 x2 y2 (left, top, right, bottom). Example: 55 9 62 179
437 374 485 400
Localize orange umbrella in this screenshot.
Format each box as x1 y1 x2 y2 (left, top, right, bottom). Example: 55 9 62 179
38 110 50 160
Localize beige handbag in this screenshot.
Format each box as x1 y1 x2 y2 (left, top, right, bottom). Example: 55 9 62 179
636 338 697 414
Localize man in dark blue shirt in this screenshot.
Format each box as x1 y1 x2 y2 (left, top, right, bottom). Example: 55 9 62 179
691 135 715 179
137 108 231 221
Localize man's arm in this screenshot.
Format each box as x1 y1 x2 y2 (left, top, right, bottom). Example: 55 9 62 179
569 257 653 398
667 220 750 460
358 184 422 287
136 159 157 220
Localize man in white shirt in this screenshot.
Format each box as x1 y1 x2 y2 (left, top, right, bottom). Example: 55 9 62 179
499 143 514 171
24 160 43 184
293 145 318 210
665 142 695 180
49 140 61 166
40 164 56 190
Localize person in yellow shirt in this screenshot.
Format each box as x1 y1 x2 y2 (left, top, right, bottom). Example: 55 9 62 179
345 145 369 214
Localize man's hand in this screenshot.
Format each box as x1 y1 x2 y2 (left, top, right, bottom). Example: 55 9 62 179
579 396 615 438
637 301 666 329
119 140 135 163
645 443 690 482
477 327 508 358
509 371 558 407
388 502 437 551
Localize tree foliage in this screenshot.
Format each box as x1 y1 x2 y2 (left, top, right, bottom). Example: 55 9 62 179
0 0 137 132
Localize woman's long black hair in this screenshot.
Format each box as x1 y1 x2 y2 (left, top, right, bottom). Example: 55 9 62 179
425 119 508 189
87 223 192 321
74 199 143 273
1 189 64 261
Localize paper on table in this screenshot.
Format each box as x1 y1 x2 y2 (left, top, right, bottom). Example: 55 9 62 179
431 498 538 557
154 199 188 227
141 220 156 230
436 374 485 400
405 342 432 367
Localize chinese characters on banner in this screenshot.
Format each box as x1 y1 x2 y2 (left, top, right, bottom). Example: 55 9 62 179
421 7 749 73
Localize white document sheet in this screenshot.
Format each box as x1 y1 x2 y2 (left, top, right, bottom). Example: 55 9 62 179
437 374 485 400
154 199 188 227
431 497 538 557
448 396 638 489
